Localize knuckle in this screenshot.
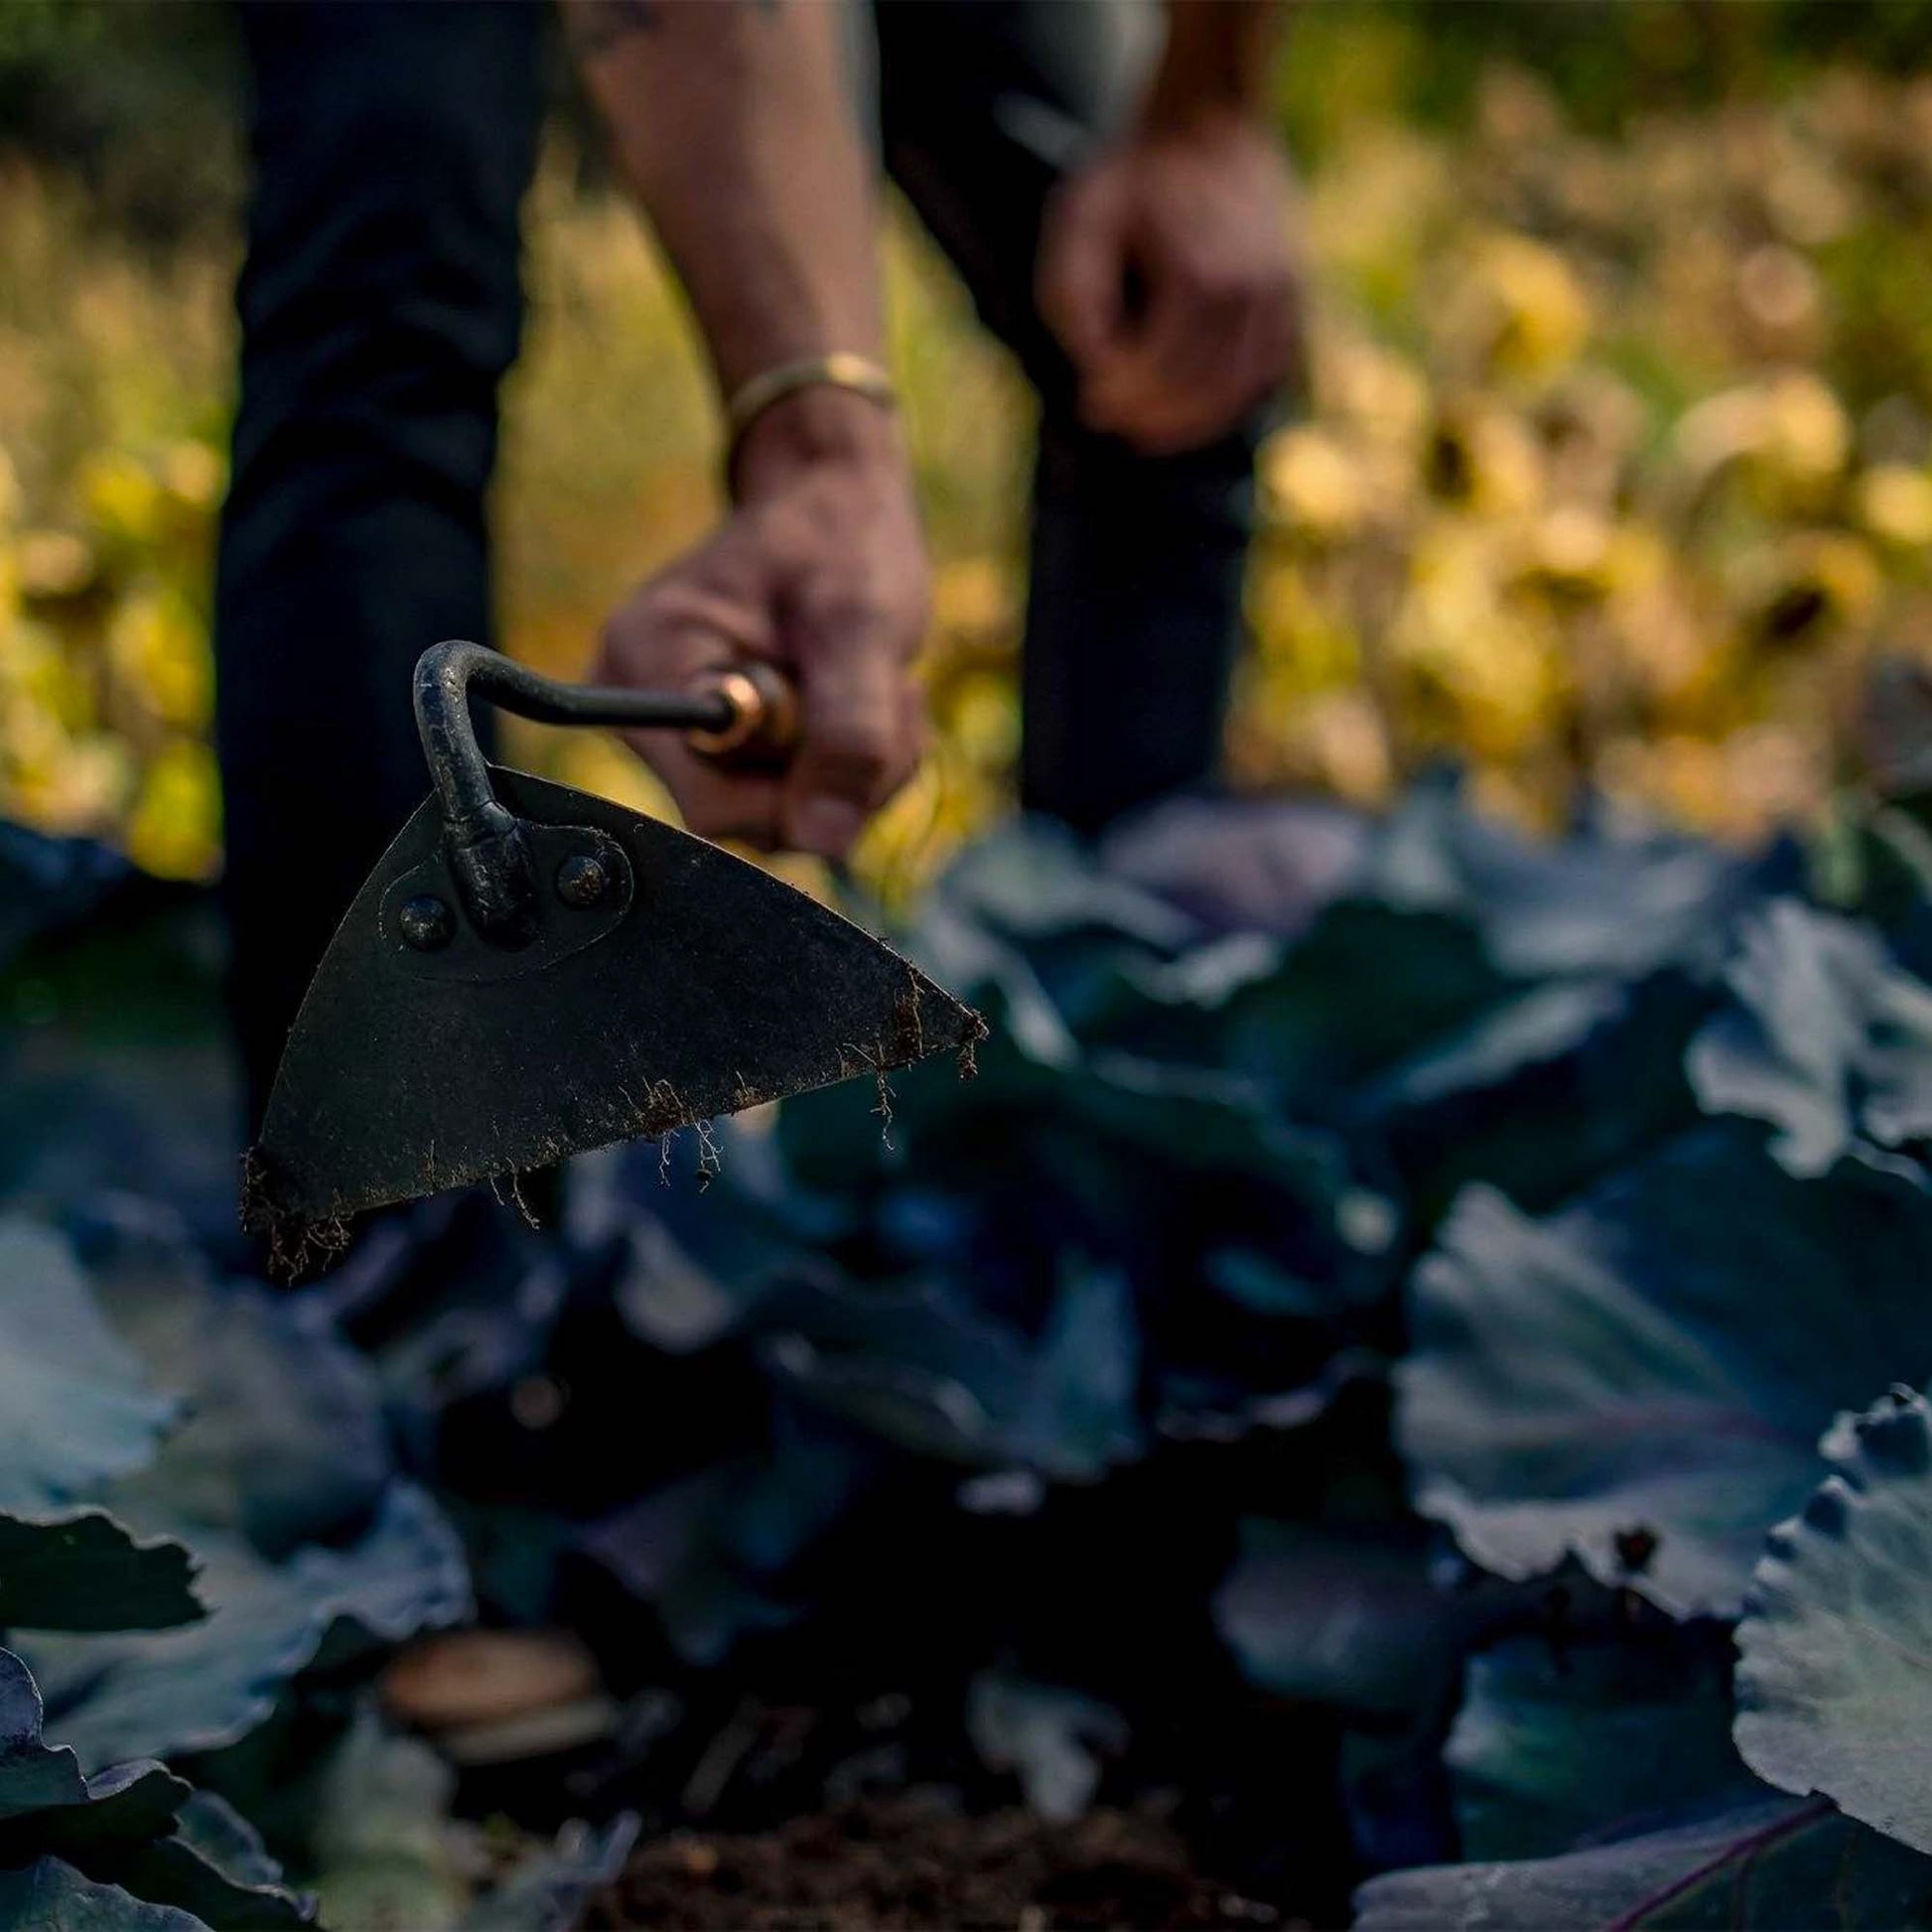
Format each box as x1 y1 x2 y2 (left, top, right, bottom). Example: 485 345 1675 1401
801 586 888 637
809 713 898 787
814 721 895 775
807 582 926 659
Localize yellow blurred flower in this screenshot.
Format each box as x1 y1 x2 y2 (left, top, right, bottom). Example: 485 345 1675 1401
1426 401 1544 515
1248 561 1363 688
853 759 961 910
1440 234 1591 385
1537 370 1649 502
1600 735 1721 836
1760 372 1853 491
7 731 131 838
1674 371 1850 512
1746 531 1882 648
1392 521 1567 756
1298 688 1394 803
1522 505 1615 597
1856 465 1932 551
159 440 225 512
930 556 1017 645
1318 336 1431 450
1263 426 1371 542
1612 581 1716 711
108 589 213 733
79 450 166 551
123 737 220 881
14 529 98 604
941 670 1021 771
0 621 93 735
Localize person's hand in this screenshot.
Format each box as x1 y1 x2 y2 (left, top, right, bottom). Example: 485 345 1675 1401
1037 110 1304 456
597 388 928 860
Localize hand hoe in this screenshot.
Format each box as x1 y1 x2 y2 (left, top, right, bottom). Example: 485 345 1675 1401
242 641 984 1276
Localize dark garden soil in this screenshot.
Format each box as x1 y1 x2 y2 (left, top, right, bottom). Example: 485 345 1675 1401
588 1797 1294 1930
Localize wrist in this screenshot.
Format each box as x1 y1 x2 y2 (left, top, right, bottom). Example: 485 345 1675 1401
731 381 906 501
1137 94 1263 145
1141 1 1281 134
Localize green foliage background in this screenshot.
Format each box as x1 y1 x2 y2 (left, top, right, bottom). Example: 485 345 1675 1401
1 0 1930 890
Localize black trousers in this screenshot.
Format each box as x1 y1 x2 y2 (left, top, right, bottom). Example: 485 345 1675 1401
216 0 1265 1122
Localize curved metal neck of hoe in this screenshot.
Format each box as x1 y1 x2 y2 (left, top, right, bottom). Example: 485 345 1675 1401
412 640 730 944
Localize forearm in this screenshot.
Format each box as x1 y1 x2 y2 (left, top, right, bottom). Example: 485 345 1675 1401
574 1 924 862
565 0 884 400
1143 0 1285 129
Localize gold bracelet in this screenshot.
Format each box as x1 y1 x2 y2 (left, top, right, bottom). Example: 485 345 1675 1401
724 351 898 456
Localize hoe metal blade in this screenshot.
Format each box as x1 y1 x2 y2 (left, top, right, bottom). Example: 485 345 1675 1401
243 767 983 1276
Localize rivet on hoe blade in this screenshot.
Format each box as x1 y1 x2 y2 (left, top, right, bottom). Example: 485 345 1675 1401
241 639 986 1279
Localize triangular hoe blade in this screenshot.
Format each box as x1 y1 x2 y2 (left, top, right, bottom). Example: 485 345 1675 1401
243 767 984 1275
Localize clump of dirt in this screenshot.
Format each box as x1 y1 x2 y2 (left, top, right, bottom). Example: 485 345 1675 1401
586 1796 1288 1930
